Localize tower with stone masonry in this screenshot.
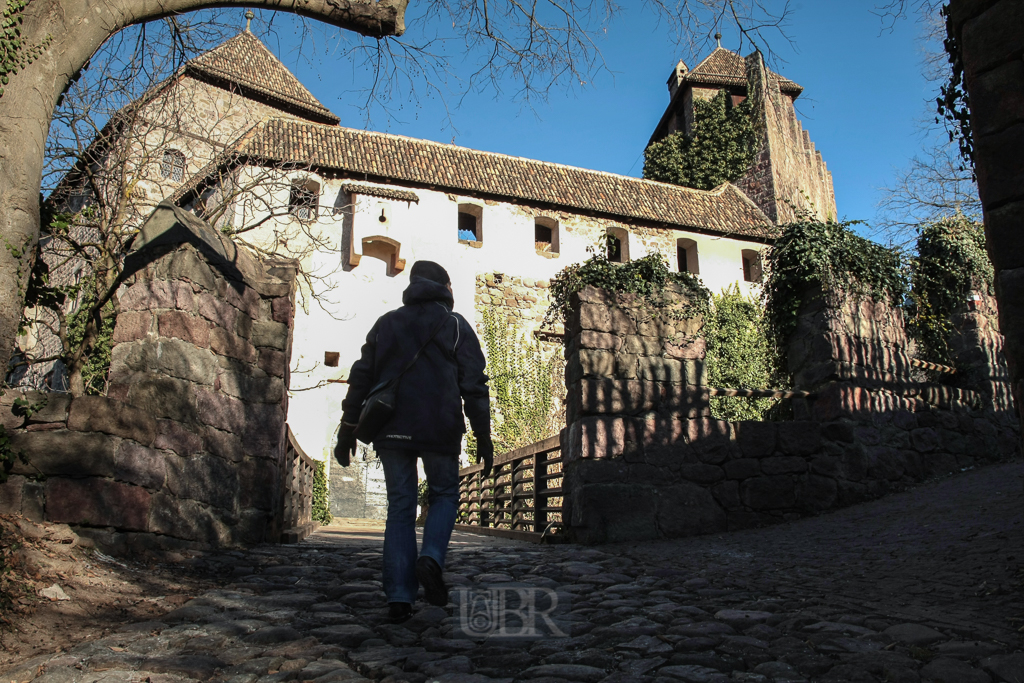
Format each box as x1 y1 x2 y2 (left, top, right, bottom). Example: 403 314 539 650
650 45 837 224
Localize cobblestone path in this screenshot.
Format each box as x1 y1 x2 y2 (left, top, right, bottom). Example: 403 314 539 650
4 463 1024 683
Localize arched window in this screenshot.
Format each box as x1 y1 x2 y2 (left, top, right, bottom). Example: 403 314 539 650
289 178 320 221
606 226 629 263
742 249 763 283
677 238 699 275
458 203 483 245
160 149 186 182
535 217 559 255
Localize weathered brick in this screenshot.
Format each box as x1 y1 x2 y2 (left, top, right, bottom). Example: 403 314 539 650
197 291 238 329
251 321 289 350
120 280 176 311
657 482 726 538
154 419 204 456
46 477 150 531
665 336 706 360
204 427 245 462
960 1 1024 77
148 493 233 544
580 330 622 351
974 121 1024 208
165 247 218 292
112 311 153 343
217 369 285 404
760 456 808 475
164 453 239 510
741 475 797 510
196 389 246 433
966 59 1024 137
114 440 168 489
637 357 683 383
68 396 157 446
209 327 257 362
0 475 25 514
156 339 218 385
158 311 211 347
734 421 776 458
988 201 1024 272
239 458 280 510
272 296 293 324
222 281 260 319
10 430 117 479
258 347 288 378
724 458 761 479
127 375 198 424
777 421 821 456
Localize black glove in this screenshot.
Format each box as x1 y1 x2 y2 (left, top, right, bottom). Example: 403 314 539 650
476 433 494 478
334 422 357 467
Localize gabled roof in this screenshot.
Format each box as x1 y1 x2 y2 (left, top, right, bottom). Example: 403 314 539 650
186 31 340 125
684 47 802 95
173 118 776 241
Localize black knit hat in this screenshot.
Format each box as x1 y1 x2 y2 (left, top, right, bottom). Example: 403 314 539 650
409 260 450 286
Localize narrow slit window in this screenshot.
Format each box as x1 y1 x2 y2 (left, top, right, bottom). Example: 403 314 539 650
606 227 629 263
742 249 763 283
160 149 186 182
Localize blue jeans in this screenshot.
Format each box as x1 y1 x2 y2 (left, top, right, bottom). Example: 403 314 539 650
378 449 460 604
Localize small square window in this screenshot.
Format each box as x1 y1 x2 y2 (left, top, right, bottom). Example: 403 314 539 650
458 211 478 240
290 179 320 221
534 217 559 256
324 351 340 367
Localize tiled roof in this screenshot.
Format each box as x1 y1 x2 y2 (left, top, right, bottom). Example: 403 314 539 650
176 118 776 241
186 31 340 124
685 48 802 95
341 183 420 203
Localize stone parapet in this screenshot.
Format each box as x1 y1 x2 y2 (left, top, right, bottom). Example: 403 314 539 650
0 203 300 555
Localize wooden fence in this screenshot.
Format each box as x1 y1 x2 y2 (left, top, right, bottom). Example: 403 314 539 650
455 434 564 543
278 426 317 544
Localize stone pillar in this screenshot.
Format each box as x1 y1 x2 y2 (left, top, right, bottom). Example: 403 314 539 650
948 0 1024 436
560 284 726 544
948 291 1015 415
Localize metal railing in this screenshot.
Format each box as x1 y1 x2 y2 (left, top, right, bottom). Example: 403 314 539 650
456 434 563 543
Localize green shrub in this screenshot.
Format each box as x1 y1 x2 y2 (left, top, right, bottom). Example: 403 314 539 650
312 460 332 525
762 219 907 352
643 89 756 190
704 285 784 421
907 213 993 367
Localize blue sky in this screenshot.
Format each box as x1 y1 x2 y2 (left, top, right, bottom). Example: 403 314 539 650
261 2 935 234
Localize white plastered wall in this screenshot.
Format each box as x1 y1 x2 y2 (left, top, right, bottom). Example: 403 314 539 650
228 175 769 464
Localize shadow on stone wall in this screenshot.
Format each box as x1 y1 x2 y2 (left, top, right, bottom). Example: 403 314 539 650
0 203 304 555
561 284 1020 544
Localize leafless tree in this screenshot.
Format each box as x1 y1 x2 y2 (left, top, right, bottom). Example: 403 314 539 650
0 0 795 377
872 0 980 247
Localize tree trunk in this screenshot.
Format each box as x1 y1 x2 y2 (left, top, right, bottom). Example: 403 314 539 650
0 0 408 378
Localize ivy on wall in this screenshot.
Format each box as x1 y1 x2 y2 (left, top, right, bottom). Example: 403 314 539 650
704 285 784 421
545 248 710 328
481 307 564 454
64 290 116 396
312 460 332 526
761 218 908 351
643 89 756 191
938 5 974 171
907 213 993 367
1 0 52 98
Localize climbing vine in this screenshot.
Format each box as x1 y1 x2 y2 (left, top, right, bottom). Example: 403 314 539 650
312 460 332 525
65 290 116 396
545 248 710 329
481 307 563 454
643 89 756 190
704 285 785 421
1 1 52 98
762 218 908 351
938 4 974 171
907 213 993 367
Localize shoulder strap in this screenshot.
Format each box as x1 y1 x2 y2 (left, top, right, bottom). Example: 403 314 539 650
394 310 450 380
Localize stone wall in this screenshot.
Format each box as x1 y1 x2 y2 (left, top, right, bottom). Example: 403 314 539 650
735 52 837 224
560 284 1020 544
948 0 1024 441
0 204 302 554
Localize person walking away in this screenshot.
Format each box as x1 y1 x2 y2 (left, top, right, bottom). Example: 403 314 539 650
334 261 493 623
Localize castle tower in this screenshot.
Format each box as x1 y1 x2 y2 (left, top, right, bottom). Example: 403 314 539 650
649 48 836 224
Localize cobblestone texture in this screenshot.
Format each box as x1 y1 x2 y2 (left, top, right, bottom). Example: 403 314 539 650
4 463 1022 683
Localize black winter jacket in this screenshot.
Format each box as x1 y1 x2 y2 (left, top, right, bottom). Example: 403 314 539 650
340 277 490 454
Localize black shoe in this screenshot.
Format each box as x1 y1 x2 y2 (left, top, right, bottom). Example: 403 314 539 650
388 602 413 623
416 555 448 607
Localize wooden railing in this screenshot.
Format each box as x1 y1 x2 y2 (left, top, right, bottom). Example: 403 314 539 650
279 426 317 544
456 434 564 543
